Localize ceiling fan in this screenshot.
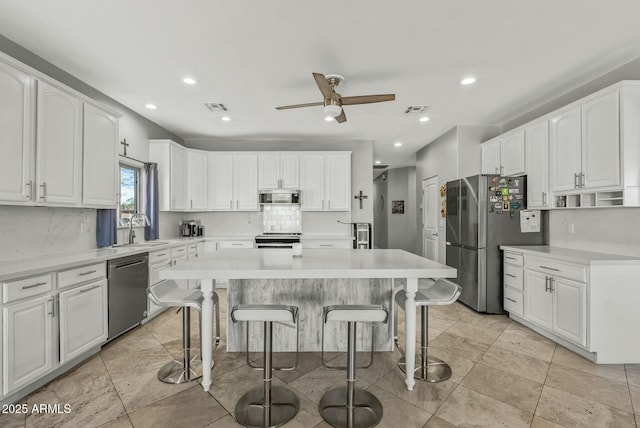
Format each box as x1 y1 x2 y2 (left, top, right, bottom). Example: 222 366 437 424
275 73 395 123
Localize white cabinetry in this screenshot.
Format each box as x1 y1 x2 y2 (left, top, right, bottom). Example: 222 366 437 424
0 60 33 203
82 103 118 208
302 239 352 249
149 140 187 211
525 120 550 208
502 251 524 317
147 249 171 318
187 149 208 211
36 80 83 205
300 152 351 211
481 139 501 175
481 131 525 176
258 153 299 189
208 153 258 211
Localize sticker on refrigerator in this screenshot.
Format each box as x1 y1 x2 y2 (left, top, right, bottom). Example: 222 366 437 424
499 178 506 184
509 188 519 194
489 196 498 202
511 202 521 209
503 201 510 210
491 177 499 184
501 188 509 196
515 194 524 200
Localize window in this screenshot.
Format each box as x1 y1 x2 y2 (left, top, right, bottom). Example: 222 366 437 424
118 164 140 227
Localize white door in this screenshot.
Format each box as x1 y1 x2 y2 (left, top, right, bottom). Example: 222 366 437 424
550 106 582 192
36 80 82 205
188 150 208 210
59 280 108 364
3 295 54 394
0 61 33 203
82 103 118 208
501 130 526 176
300 154 324 211
525 120 550 208
552 277 587 346
481 139 501 174
234 153 258 211
524 270 553 329
208 153 234 210
279 153 300 189
325 153 351 211
258 154 280 189
422 177 439 261
581 90 620 190
170 143 187 210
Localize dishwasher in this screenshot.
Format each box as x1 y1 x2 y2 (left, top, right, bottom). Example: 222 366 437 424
107 253 149 340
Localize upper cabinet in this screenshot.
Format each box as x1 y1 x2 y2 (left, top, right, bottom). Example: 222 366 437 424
525 119 550 209
550 105 582 192
258 153 299 190
207 152 258 211
36 80 83 206
149 140 187 211
187 149 208 211
300 152 351 211
480 130 525 176
82 103 118 208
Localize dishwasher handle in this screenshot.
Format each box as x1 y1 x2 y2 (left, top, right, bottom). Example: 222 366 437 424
113 259 147 270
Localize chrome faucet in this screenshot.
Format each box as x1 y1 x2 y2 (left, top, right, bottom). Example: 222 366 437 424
129 212 150 244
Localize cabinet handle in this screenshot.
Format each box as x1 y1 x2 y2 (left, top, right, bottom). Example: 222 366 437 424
79 284 101 293
229 200 233 209
500 165 504 175
328 200 331 209
319 244 333 247
156 253 167 256
48 298 53 316
231 243 243 246
40 182 47 200
321 200 324 209
545 276 550 292
78 270 97 276
191 200 193 209
505 273 517 278
505 297 517 303
539 265 560 272
495 166 499 174
22 282 47 290
25 180 33 200
574 173 579 189
542 192 547 206
505 256 518 260
580 172 585 188
236 200 239 209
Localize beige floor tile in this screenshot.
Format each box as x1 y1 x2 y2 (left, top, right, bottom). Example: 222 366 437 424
128 384 227 428
535 385 635 427
630 386 640 416
325 350 400 384
102 343 175 383
271 352 326 384
429 302 474 322
530 415 566 428
100 326 162 359
25 384 126 428
460 362 543 413
288 365 371 404
98 416 133 428
626 364 640 389
545 363 633 412
457 311 511 331
436 385 532 428
481 344 550 384
422 415 457 427
426 347 476 384
272 391 324 428
0 410 26 428
366 385 432 427
445 320 504 346
373 369 456 414
492 328 556 362
203 414 242 427
552 345 627 384
429 332 491 362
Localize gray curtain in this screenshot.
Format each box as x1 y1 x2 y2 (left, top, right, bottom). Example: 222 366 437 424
145 162 160 240
96 209 117 247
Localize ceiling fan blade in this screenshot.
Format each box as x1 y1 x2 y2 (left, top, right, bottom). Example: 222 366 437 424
275 101 324 110
335 110 347 123
313 72 334 99
341 94 395 105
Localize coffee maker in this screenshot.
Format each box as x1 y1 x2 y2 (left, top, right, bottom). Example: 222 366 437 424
180 220 204 237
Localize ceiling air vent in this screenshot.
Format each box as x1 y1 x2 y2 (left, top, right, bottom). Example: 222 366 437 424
373 164 389 169
404 105 429 114
204 102 229 112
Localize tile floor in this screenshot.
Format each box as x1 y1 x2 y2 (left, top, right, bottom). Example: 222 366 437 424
2 289 639 428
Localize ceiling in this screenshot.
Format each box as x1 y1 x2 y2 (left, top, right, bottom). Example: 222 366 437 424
2 1 640 170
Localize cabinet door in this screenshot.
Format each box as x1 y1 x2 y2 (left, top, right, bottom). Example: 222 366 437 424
0 61 33 203
280 153 300 189
234 154 258 211
481 140 501 174
300 154 324 211
3 295 53 394
59 279 108 364
525 120 550 208
258 154 280 189
187 150 208 210
208 153 234 210
501 130 525 176
36 80 82 205
170 144 187 210
581 90 620 190
552 277 587 346
550 106 582 192
524 270 553 329
82 103 118 207
325 153 351 211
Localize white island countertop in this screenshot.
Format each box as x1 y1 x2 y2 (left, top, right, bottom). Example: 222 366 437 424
500 245 640 265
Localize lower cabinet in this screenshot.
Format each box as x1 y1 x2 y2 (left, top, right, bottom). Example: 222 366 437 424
302 239 352 249
524 270 553 330
552 277 586 346
3 294 54 395
59 279 108 364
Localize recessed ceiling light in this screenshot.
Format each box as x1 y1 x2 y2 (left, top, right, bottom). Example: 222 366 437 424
460 77 477 86
324 116 334 122
374 160 381 164
419 116 430 122
394 142 402 147
145 103 157 110
183 77 197 85
221 116 231 122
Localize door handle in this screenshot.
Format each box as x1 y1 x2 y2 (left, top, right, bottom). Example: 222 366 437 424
79 284 101 293
542 192 547 206
505 297 517 303
574 173 579 189
549 277 555 292
22 282 47 290
505 273 517 278
545 276 550 292
432 233 438 237
40 182 47 200
580 172 585 188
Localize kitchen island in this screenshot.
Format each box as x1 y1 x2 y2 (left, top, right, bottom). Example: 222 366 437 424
160 248 456 392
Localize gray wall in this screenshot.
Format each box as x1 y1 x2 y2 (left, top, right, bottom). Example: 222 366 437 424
373 175 388 248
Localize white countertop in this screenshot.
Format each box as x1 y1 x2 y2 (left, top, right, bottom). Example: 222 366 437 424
0 238 204 281
160 248 456 280
500 245 640 265
301 234 354 240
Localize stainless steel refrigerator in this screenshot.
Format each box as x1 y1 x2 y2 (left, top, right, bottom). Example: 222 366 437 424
446 175 546 313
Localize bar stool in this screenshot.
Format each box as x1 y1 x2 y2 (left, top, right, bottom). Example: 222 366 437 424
319 305 388 428
231 304 300 428
148 280 220 384
394 278 461 382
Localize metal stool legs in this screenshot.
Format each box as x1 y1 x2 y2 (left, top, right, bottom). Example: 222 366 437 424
158 307 204 383
319 321 383 428
235 320 299 428
398 306 452 383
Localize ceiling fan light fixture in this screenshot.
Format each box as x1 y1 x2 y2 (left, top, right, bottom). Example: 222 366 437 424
324 116 334 122
323 104 342 118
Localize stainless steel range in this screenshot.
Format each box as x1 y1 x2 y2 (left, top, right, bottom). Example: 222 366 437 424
254 233 301 249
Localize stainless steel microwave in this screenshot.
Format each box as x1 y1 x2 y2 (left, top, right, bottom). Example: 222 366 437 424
259 189 301 204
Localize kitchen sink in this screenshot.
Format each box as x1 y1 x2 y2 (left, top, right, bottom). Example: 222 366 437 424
112 241 170 248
